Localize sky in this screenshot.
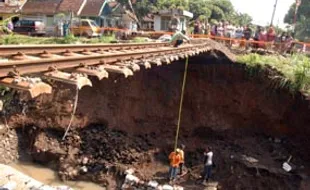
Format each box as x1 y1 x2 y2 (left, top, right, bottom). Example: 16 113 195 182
230 0 295 27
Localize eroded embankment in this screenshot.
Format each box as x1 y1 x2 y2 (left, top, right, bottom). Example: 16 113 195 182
1 50 310 189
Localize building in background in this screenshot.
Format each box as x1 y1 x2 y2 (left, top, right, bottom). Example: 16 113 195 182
0 0 27 21
153 9 193 32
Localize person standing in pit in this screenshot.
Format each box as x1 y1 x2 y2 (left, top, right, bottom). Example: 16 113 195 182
202 146 213 183
168 149 181 182
178 144 186 175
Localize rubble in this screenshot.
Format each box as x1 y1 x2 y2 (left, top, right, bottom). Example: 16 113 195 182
0 129 19 164
122 171 184 190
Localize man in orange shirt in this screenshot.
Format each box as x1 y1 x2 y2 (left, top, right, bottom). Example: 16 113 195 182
168 149 181 181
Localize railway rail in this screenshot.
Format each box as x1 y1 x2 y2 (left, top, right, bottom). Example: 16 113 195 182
0 42 211 98
0 42 169 57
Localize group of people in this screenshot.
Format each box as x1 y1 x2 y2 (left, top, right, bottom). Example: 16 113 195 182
168 145 214 184
193 19 296 52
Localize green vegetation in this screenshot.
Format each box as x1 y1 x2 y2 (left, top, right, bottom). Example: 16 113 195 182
0 15 19 34
285 0 310 42
119 0 253 26
132 37 150 43
0 34 117 45
237 54 310 95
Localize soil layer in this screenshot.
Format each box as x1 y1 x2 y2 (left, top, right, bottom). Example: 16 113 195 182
1 49 310 189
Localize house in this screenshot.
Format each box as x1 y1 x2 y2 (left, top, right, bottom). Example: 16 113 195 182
57 0 86 15
0 0 27 21
100 1 120 27
141 14 154 31
100 1 138 30
20 0 89 35
79 0 106 26
153 9 193 31
8 0 138 35
20 0 63 34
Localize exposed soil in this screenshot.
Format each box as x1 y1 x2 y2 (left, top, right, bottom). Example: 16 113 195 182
1 45 310 189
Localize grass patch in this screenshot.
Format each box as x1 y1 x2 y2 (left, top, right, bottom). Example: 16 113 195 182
237 53 310 95
132 37 150 43
0 34 117 45
81 34 117 44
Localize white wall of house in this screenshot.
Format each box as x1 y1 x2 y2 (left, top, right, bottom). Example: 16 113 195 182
154 15 161 31
20 14 71 35
154 15 187 31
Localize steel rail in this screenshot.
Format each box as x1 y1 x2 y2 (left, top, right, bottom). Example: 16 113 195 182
0 44 206 77
0 42 169 57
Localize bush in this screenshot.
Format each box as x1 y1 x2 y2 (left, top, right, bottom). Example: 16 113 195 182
237 53 310 94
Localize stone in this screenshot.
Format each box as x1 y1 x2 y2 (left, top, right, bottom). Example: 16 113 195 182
125 168 135 175
0 124 7 135
173 185 184 190
82 157 89 165
162 184 173 190
80 166 88 173
274 138 281 143
0 100 3 111
147 180 158 188
125 174 140 183
242 155 259 163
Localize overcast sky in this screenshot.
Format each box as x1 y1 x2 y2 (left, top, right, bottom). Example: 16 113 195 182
230 0 295 27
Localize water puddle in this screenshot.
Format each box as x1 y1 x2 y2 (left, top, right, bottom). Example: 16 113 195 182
9 162 104 190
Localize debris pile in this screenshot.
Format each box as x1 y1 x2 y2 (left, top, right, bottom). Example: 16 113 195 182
121 169 184 190
0 127 19 164
34 125 153 187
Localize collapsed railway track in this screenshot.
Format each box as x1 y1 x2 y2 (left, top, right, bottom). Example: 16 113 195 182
0 42 211 98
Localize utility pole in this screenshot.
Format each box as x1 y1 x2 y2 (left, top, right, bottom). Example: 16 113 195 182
270 0 278 26
293 0 301 32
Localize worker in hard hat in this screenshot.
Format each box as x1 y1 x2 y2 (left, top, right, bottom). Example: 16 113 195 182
170 30 191 47
178 144 186 175
168 149 181 181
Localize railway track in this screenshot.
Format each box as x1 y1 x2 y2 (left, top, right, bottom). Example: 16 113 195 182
0 42 169 57
0 42 211 98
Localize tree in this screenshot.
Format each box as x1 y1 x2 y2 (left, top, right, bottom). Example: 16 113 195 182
119 0 253 28
118 0 156 24
284 0 310 41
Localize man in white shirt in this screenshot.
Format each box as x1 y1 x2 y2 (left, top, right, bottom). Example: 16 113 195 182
203 146 213 182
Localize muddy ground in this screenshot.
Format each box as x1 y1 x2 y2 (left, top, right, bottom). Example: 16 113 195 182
1 47 310 189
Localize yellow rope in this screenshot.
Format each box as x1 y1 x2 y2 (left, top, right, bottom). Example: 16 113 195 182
174 57 189 151
62 86 79 140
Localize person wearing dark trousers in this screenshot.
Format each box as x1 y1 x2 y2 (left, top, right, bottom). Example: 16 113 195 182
170 30 190 47
178 144 185 175
168 150 181 182
203 146 213 183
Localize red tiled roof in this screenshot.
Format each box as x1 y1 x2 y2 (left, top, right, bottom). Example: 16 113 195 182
57 0 85 14
0 5 20 14
80 0 105 16
22 0 62 14
143 14 154 22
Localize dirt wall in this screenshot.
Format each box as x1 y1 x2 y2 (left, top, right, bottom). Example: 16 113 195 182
3 50 310 189
7 51 310 136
